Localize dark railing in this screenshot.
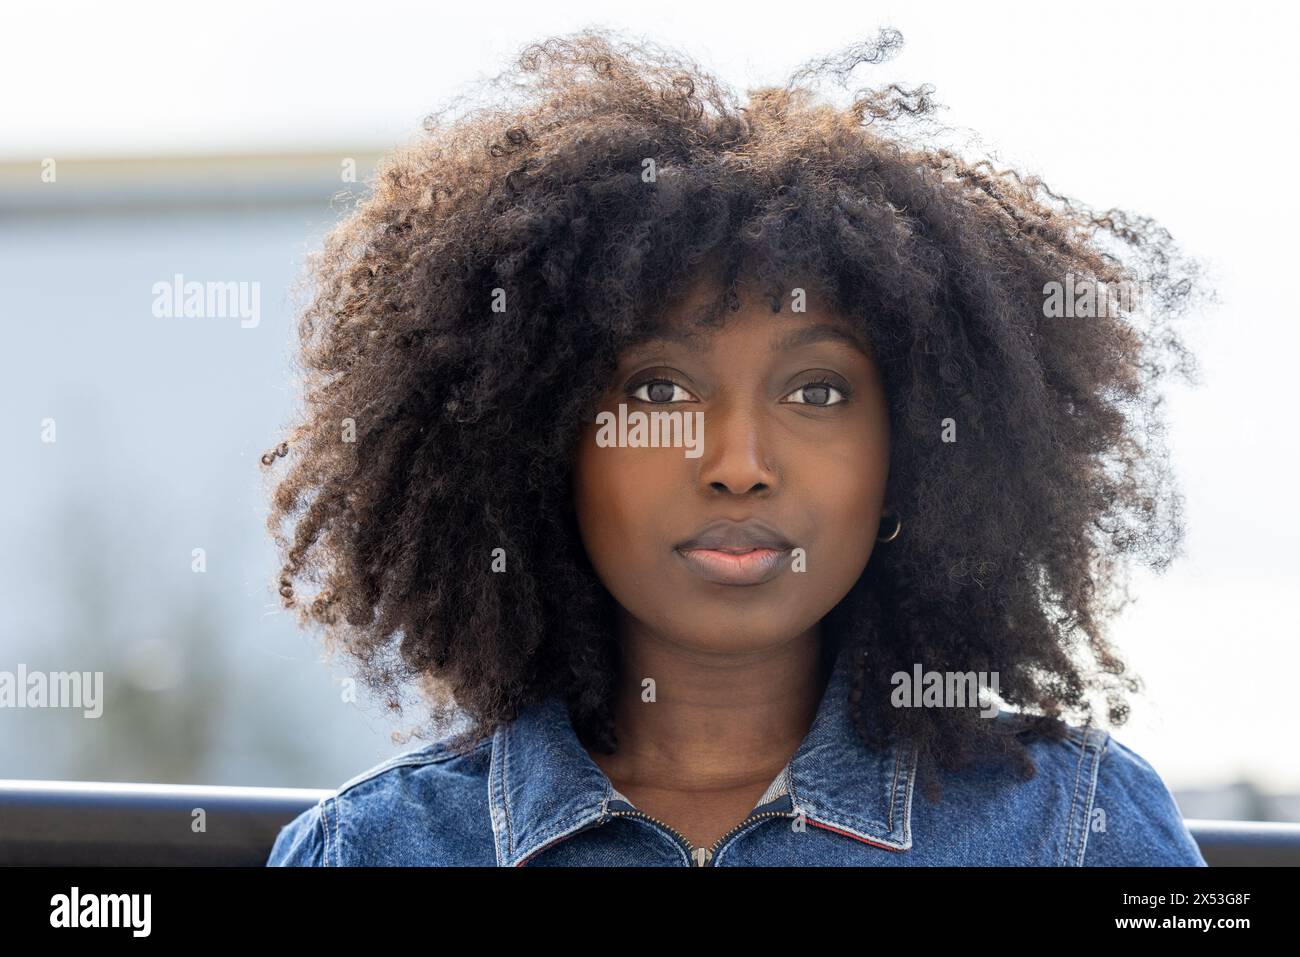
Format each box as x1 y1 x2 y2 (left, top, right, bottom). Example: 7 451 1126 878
0 780 332 866
2 779 1299 866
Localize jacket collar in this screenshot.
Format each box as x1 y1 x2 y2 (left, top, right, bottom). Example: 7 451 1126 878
488 643 917 866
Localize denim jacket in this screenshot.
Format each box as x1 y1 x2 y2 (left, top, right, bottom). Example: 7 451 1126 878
267 645 1206 867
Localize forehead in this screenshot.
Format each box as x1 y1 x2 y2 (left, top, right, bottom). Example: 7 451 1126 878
636 272 871 357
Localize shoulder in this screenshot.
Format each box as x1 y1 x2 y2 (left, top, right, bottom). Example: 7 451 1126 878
266 736 496 866
1002 714 1205 866
919 712 1205 866
1074 728 1206 866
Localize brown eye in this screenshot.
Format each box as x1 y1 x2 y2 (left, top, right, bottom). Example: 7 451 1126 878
783 381 847 406
629 378 695 403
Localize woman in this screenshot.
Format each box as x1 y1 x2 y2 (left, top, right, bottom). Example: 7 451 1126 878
264 29 1206 866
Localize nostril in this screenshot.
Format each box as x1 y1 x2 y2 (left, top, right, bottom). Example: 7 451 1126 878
708 480 770 494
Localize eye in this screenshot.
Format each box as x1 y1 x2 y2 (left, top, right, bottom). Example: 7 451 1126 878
782 380 848 406
629 378 697 403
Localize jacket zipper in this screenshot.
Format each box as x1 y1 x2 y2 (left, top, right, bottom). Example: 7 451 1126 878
607 807 794 867
520 806 900 865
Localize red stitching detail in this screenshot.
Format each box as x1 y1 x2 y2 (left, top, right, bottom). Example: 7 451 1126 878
807 818 903 851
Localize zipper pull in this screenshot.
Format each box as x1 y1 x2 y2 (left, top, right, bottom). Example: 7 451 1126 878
691 846 713 867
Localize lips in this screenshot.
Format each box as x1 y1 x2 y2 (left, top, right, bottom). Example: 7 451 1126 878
674 518 795 586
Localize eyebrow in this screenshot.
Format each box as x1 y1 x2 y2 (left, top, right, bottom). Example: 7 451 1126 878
621 321 870 361
773 323 870 354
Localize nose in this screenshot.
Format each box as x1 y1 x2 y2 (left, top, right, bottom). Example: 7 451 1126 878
695 399 780 496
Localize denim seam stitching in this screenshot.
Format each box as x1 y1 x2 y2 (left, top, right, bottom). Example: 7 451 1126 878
887 747 901 831
517 807 615 861
320 796 336 867
1061 721 1102 866
1060 721 1087 866
898 744 917 846
787 771 897 845
487 742 504 865
497 729 516 859
334 742 490 800
1074 728 1106 866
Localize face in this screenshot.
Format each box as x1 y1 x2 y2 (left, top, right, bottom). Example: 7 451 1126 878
572 273 891 655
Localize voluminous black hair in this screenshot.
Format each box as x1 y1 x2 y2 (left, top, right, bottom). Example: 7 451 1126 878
262 27 1203 799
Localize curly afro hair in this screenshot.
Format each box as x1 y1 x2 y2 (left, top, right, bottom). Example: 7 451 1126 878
261 27 1203 801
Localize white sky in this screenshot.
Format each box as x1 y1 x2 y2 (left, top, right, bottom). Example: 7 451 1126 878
6 0 1299 791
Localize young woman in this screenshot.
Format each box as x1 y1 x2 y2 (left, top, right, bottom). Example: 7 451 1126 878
264 29 1206 866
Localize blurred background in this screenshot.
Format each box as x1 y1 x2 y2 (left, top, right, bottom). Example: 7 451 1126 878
2 0 1296 821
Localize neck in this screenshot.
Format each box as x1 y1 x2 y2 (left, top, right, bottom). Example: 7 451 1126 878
590 616 830 794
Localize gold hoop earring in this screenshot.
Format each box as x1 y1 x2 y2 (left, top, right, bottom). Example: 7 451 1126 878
876 512 901 543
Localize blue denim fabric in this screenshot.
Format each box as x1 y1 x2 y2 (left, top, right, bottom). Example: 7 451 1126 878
267 645 1206 867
